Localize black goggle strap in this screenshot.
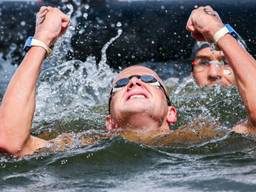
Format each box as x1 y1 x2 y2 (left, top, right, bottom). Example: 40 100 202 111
147 82 172 106
159 84 172 106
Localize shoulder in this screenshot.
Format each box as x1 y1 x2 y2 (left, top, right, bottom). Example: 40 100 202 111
36 132 110 154
232 119 256 135
154 120 226 146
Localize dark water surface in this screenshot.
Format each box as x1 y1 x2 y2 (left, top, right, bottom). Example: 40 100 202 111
1 134 256 192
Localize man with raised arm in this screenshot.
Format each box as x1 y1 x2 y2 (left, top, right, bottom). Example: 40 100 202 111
186 6 256 133
0 6 256 157
0 7 70 156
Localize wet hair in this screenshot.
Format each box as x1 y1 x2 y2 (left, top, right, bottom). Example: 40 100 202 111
191 41 211 59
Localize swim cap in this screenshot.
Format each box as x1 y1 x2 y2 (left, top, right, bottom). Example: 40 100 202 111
191 41 210 59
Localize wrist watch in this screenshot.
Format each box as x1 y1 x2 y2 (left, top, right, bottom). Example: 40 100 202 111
23 36 52 56
213 24 247 49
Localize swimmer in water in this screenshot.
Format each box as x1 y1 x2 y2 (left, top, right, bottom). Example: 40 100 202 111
1 6 256 157
191 41 236 87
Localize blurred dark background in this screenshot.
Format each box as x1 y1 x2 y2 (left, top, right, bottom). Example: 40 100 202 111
0 0 256 68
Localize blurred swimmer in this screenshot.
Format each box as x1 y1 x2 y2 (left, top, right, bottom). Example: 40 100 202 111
191 41 236 86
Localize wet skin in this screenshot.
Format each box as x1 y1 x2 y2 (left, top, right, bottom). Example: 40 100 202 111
192 47 236 87
106 66 177 138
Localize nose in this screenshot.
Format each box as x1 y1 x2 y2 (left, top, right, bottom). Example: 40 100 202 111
127 76 142 90
208 63 222 82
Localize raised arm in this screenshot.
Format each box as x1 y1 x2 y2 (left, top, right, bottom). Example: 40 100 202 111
0 7 69 156
186 6 256 133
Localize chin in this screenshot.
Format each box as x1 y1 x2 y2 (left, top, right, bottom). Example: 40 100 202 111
121 105 149 114
124 99 149 108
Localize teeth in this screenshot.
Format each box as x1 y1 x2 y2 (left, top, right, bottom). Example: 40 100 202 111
130 95 146 99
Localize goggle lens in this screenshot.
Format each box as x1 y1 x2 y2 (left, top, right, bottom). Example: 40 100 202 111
114 75 157 89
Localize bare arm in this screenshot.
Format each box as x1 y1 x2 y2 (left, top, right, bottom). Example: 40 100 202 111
218 36 256 128
186 6 256 132
0 7 69 156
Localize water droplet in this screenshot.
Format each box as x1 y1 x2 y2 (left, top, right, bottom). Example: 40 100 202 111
117 29 122 34
83 13 88 19
85 4 90 10
61 159 68 165
116 22 122 27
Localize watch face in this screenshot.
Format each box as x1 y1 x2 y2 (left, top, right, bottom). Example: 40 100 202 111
225 24 247 50
225 24 238 38
23 36 33 52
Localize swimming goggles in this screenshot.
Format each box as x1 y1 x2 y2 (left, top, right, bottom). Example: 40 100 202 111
192 59 228 72
192 58 227 66
108 74 171 113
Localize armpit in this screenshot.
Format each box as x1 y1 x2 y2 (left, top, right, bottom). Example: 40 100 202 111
233 119 256 135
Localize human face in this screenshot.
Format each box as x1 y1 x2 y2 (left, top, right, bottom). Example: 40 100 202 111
192 47 235 87
109 66 171 124
109 74 171 109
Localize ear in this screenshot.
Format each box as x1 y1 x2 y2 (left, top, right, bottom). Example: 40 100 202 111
166 106 177 125
105 115 117 131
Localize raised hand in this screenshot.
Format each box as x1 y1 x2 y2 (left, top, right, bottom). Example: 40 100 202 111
33 6 70 47
186 6 224 42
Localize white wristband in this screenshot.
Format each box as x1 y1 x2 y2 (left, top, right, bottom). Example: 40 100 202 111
31 38 52 56
213 26 229 43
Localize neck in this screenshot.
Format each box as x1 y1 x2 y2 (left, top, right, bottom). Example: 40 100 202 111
114 113 171 144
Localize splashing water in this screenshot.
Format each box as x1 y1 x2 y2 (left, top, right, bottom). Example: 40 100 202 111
34 28 123 130
170 77 246 129
0 49 18 99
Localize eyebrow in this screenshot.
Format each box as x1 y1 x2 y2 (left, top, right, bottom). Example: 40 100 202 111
196 51 224 59
195 55 211 60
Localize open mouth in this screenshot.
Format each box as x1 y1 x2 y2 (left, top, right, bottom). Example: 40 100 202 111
124 86 150 102
128 94 147 100
126 90 149 101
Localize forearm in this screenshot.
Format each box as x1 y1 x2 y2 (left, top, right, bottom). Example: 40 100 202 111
0 7 69 156
217 35 256 125
0 47 46 154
